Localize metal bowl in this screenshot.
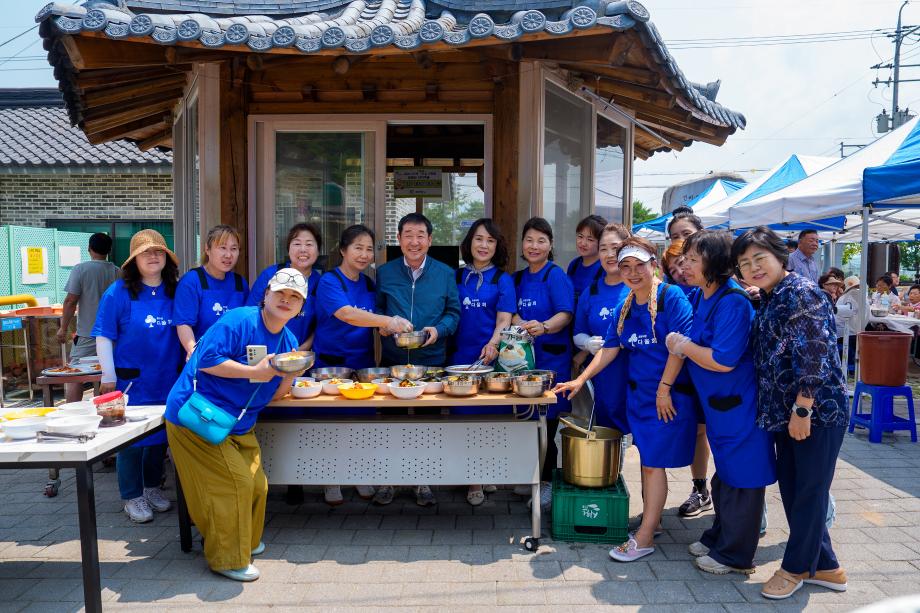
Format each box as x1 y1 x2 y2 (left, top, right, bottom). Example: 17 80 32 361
394 330 428 349
512 375 546 398
271 351 315 373
425 366 446 379
310 366 354 381
483 371 514 393
870 308 889 317
446 364 495 376
444 375 481 396
390 364 427 380
519 369 556 391
355 367 390 383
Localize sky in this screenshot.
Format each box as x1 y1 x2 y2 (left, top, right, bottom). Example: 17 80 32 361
3 0 920 214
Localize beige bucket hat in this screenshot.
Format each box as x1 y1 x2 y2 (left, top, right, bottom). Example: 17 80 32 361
122 229 179 269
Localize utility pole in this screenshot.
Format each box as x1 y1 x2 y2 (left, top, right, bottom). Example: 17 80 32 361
873 0 920 131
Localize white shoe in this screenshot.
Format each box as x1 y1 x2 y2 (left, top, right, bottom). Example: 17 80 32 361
324 486 344 506
695 554 754 576
214 564 260 582
143 487 171 513
124 496 153 523
355 485 376 500
688 541 710 557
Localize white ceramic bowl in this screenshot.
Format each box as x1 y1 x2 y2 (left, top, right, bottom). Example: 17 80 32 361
372 378 395 394
1 417 47 440
322 379 353 395
388 380 426 399
45 414 102 435
421 379 444 394
291 378 323 399
57 401 96 416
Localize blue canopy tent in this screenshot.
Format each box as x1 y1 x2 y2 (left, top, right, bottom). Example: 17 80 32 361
633 178 745 240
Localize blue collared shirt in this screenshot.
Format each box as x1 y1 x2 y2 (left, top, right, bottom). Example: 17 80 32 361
787 249 819 284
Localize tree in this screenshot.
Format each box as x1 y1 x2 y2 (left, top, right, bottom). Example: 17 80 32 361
842 243 860 265
632 200 657 225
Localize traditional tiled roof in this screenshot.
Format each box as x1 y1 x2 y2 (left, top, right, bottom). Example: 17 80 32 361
35 0 745 131
0 89 172 170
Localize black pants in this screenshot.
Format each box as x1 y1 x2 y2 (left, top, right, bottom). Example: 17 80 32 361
699 473 764 569
541 418 559 482
775 425 845 575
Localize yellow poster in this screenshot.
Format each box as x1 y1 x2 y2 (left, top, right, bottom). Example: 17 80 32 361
26 247 44 275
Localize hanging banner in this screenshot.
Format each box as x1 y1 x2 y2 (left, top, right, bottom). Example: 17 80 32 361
394 168 442 198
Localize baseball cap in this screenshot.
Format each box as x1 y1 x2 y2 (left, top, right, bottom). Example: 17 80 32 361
617 245 655 263
268 267 308 300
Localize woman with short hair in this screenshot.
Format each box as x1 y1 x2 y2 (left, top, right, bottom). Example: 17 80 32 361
567 214 608 301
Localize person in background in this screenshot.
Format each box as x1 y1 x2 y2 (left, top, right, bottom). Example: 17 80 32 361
311 225 411 506
93 230 184 523
513 217 575 508
56 232 120 403
826 267 845 282
374 212 460 507
732 226 848 600
818 274 844 304
661 240 692 292
886 271 900 296
247 223 322 349
873 275 898 309
668 231 776 575
666 206 703 242
175 225 248 359
554 237 696 562
452 218 517 506
786 229 819 283
895 284 920 314
165 269 305 582
567 215 607 302
785 239 798 253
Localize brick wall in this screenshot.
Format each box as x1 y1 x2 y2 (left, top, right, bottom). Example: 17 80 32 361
0 172 173 226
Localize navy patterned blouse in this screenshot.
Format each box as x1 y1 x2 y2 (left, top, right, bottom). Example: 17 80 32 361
752 273 848 432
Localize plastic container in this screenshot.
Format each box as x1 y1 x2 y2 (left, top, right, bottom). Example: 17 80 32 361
550 469 629 544
93 391 126 426
858 331 911 386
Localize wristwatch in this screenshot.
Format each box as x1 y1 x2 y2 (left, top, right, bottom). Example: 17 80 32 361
794 403 813 419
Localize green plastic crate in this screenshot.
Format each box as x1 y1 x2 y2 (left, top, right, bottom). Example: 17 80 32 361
551 469 630 544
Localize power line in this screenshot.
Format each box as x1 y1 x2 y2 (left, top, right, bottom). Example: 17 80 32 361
0 25 37 51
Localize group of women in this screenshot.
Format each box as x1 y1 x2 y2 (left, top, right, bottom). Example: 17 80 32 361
91 210 848 598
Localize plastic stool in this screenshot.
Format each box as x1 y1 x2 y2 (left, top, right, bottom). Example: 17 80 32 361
849 381 918 443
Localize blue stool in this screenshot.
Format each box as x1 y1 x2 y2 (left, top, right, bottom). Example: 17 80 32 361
849 382 918 443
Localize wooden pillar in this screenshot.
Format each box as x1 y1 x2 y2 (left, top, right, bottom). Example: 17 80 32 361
219 59 250 275
492 61 520 270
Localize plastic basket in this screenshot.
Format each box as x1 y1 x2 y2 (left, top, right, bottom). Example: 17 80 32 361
550 468 629 544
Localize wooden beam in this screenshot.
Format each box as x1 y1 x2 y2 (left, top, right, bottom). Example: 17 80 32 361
556 62 658 87
137 128 171 151
83 74 188 107
220 60 250 275
83 94 179 134
68 35 169 69
75 65 191 90
607 35 634 67
248 100 492 114
492 63 520 269
59 36 85 70
82 88 184 124
84 112 171 144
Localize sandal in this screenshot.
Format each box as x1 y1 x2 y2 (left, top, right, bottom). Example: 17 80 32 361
761 569 804 600
466 488 485 506
608 538 655 562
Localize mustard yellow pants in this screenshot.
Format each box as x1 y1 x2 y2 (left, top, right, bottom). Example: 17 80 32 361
166 421 268 571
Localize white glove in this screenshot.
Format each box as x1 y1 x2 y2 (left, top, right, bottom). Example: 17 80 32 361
586 336 605 355
665 332 690 357
385 315 413 334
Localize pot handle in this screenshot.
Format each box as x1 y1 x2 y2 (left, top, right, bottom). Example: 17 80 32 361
558 413 597 440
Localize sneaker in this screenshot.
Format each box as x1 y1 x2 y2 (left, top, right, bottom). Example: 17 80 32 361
678 489 712 517
513 484 532 496
804 567 847 592
761 569 804 600
143 487 171 513
324 486 344 506
688 541 710 557
355 485 376 500
373 486 395 506
415 485 437 507
483 485 498 494
466 487 485 506
251 542 266 556
695 554 755 576
609 538 655 562
214 564 260 582
124 496 153 523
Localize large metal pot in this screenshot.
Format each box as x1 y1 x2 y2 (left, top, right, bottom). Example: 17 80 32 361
559 414 622 488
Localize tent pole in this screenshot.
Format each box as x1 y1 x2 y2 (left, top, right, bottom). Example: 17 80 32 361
860 207 870 331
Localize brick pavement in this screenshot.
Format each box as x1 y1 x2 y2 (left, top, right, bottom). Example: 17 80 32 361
0 415 917 612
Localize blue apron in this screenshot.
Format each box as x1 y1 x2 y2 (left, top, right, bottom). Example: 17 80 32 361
313 268 376 369
567 256 603 303
189 267 247 338
582 279 630 433
619 285 696 468
452 267 506 366
115 285 183 447
515 263 573 418
687 284 777 488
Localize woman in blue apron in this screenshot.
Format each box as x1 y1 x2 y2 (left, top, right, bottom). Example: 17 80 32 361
554 237 695 563
92 229 184 524
666 231 776 575
309 225 411 506
175 225 248 359
567 214 607 302
572 223 631 434
512 217 575 488
451 218 517 506
247 223 322 349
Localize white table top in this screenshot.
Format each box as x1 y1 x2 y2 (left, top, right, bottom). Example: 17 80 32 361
0 406 164 465
867 313 920 335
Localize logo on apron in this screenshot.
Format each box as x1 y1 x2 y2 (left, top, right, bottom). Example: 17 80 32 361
627 332 656 346
518 297 537 309
462 296 485 310
144 314 171 328
211 302 229 317
598 307 611 320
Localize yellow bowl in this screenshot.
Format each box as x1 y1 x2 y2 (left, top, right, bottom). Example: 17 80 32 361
1 407 57 421
339 383 377 400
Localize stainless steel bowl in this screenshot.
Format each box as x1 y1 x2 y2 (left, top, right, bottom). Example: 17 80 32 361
390 364 427 380
271 351 315 373
425 366 446 379
444 375 481 396
310 366 354 381
483 372 514 393
445 364 495 376
394 330 428 349
519 369 556 391
355 367 390 383
512 375 546 398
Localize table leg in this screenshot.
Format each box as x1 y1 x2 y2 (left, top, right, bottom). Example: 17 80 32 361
531 481 541 539
41 384 52 407
176 467 193 553
75 464 102 613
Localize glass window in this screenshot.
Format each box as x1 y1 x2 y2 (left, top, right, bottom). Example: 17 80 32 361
543 82 592 267
595 115 626 224
47 220 174 266
423 172 485 246
275 132 372 270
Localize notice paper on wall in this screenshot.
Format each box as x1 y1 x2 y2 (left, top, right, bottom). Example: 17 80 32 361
59 245 82 267
21 246 48 284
